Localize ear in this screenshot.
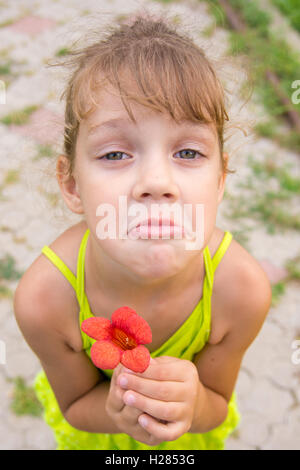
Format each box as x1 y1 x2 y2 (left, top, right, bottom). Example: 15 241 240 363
217 152 228 205
56 155 84 214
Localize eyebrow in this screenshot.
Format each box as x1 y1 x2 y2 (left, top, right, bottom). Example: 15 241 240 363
87 118 135 136
87 117 215 142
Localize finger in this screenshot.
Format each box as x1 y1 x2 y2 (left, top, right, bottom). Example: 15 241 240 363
138 413 184 443
118 374 185 402
107 384 126 414
121 403 143 425
111 363 124 385
108 364 128 413
118 406 162 446
134 418 163 447
123 389 184 423
121 357 189 382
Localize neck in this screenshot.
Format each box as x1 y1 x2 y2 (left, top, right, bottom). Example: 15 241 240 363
85 232 207 311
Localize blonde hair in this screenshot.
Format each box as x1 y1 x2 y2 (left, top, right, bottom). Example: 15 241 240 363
50 11 240 179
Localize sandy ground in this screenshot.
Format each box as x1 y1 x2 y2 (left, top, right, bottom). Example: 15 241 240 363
0 0 299 450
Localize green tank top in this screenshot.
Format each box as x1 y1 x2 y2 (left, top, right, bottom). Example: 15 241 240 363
34 228 240 450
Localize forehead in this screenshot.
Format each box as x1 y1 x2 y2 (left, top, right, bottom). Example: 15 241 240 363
87 117 217 145
82 86 217 141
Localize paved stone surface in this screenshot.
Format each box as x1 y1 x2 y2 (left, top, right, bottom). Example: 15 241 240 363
258 260 289 284
7 15 56 36
0 0 299 450
9 108 64 145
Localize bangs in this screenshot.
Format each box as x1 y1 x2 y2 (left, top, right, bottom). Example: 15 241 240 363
58 13 236 176
71 37 228 135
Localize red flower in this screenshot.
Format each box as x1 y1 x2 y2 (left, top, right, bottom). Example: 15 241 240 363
81 306 152 373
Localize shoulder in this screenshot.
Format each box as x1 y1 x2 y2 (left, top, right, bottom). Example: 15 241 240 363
13 220 88 350
213 232 272 351
222 233 272 349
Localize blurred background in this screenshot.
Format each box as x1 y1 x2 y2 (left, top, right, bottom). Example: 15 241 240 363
0 0 299 450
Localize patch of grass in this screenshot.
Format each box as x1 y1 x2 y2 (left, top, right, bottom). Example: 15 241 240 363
0 18 15 28
0 225 11 232
228 28 300 107
224 154 300 233
247 154 300 195
228 427 240 439
0 254 23 281
250 196 300 233
0 105 39 125
261 161 300 193
204 1 231 28
272 0 300 34
285 255 300 281
254 122 300 153
230 226 253 248
33 143 55 161
115 13 130 23
9 377 43 417
0 62 11 75
3 169 20 185
202 22 217 38
55 47 71 57
229 0 271 36
271 281 286 306
12 235 27 244
0 48 29 85
0 284 13 299
201 0 300 153
172 14 182 25
37 185 60 207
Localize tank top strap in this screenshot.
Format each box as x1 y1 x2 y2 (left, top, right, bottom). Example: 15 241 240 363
201 230 233 343
76 228 91 310
211 231 233 273
41 245 77 291
76 228 93 351
205 230 233 291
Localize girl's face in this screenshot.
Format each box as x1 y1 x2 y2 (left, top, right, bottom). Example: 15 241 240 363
62 86 227 280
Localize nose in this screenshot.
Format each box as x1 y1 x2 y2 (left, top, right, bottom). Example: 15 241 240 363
131 155 180 203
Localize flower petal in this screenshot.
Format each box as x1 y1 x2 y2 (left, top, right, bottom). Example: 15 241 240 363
81 317 112 341
121 345 151 373
111 306 152 345
91 340 121 369
111 306 137 330
124 314 152 345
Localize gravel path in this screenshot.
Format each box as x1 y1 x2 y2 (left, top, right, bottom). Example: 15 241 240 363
0 0 299 450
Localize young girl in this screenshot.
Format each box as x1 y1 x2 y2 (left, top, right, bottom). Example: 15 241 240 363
13 12 272 450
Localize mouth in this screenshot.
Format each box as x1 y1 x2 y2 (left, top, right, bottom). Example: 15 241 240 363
127 216 185 239
136 218 175 229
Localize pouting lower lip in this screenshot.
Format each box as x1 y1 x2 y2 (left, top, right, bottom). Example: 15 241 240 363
128 225 185 238
128 219 175 233
136 221 175 230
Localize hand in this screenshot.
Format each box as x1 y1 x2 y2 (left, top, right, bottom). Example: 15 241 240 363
116 356 202 443
105 362 164 446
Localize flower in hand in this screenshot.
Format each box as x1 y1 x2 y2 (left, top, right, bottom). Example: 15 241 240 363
81 306 152 373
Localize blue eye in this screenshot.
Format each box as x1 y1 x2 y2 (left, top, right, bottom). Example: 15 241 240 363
97 148 205 161
174 149 205 160
97 151 130 161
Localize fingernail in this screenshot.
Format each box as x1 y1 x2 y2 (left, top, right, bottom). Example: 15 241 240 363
139 416 148 427
125 393 135 405
119 376 128 388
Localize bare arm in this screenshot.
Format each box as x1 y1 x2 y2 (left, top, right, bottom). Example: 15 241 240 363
13 267 121 434
190 259 272 433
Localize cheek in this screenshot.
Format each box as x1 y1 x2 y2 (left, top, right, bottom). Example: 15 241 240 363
187 170 219 204
186 174 220 231
79 168 122 206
